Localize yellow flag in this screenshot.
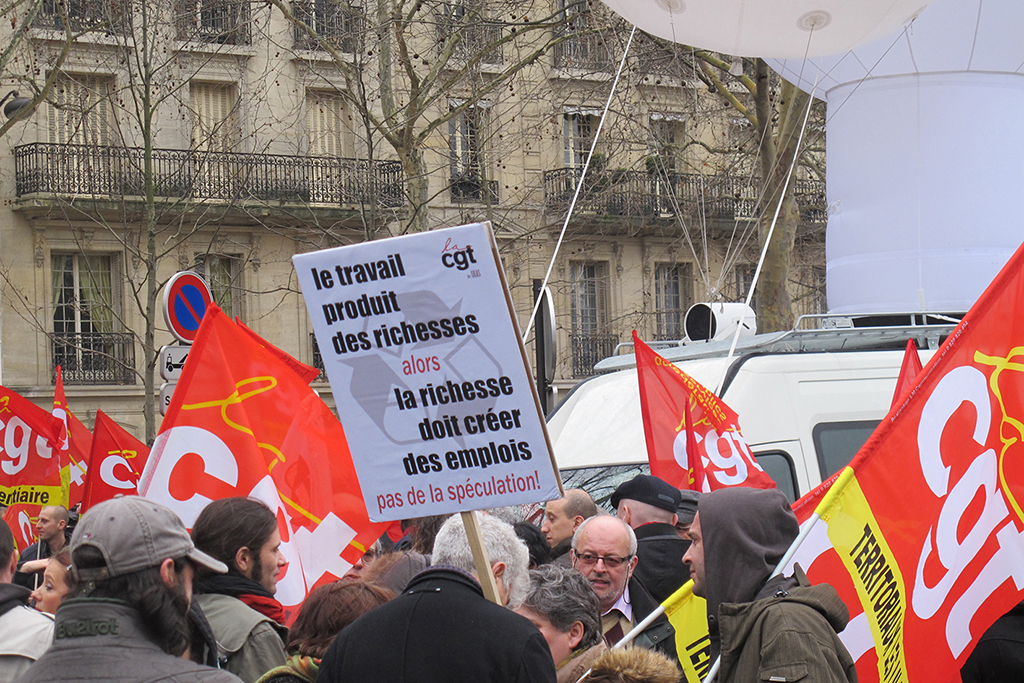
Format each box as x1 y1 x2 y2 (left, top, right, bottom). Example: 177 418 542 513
663 581 711 682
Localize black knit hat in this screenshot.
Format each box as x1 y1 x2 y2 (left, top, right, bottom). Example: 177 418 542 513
610 474 682 513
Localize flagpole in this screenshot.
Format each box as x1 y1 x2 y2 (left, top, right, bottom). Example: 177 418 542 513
702 467 854 682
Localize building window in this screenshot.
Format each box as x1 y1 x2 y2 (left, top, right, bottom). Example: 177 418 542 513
194 254 242 319
449 105 494 202
293 0 363 52
569 261 615 377
177 0 250 44
655 263 692 340
553 0 609 71
42 0 128 33
49 74 114 147
191 82 239 197
563 113 595 172
812 265 827 315
437 3 503 65
734 263 758 313
306 90 349 158
647 115 685 173
51 254 135 385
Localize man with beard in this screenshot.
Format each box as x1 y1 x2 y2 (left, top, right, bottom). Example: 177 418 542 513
683 487 856 683
15 497 241 683
191 498 288 683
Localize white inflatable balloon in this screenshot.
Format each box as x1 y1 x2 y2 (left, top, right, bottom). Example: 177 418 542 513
767 0 1024 314
600 0 936 59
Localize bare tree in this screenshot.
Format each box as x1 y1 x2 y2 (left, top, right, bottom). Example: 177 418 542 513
271 0 597 234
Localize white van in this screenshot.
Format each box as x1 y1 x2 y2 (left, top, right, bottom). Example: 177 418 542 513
546 314 955 505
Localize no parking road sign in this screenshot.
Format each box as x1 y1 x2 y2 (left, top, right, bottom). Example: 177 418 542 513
163 271 213 343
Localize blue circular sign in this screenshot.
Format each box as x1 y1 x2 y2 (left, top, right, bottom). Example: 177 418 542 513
163 272 213 343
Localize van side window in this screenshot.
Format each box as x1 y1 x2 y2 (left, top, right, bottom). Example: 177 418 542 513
754 451 798 502
812 420 880 480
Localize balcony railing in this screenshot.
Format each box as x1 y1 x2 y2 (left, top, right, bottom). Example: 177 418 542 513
15 143 405 209
436 14 504 65
544 168 826 227
570 332 618 377
310 333 327 381
176 0 250 45
39 0 129 33
450 176 498 204
553 24 611 72
52 332 136 385
293 0 363 52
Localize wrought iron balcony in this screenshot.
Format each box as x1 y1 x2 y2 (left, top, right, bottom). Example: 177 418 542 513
293 0 363 52
52 332 136 385
570 333 618 378
310 333 327 382
450 176 498 204
38 0 130 33
553 24 611 72
14 143 405 209
436 13 504 66
543 168 826 227
176 0 250 45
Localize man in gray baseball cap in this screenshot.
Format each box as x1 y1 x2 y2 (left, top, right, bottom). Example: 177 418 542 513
16 497 242 683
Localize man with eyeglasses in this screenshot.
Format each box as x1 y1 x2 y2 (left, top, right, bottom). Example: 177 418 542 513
570 516 678 664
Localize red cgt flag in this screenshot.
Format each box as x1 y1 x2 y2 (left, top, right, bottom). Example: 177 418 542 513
53 366 94 508
138 305 386 622
80 410 149 511
891 339 924 410
782 241 1024 683
235 318 321 385
0 385 61 552
633 331 775 492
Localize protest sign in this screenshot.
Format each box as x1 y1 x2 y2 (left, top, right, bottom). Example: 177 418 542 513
294 222 561 522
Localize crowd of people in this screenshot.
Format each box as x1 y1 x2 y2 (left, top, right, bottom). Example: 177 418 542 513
8 470 1013 682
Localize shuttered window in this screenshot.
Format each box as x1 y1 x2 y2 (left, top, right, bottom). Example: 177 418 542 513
48 74 113 146
190 81 238 152
306 91 347 157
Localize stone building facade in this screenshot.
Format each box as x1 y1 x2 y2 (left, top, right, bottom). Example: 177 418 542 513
0 0 825 439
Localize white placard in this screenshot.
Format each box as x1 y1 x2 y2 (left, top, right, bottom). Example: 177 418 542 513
293 223 561 522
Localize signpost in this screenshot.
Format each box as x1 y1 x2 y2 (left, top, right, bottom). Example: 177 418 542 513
294 222 562 525
159 345 190 381
159 382 176 416
162 271 213 343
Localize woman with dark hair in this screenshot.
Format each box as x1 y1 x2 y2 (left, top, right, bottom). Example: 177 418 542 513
514 521 552 568
255 581 393 683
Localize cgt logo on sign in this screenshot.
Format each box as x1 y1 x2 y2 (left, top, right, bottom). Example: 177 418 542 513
440 238 477 271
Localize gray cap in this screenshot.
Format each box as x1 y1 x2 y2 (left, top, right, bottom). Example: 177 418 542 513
71 497 227 581
677 490 702 525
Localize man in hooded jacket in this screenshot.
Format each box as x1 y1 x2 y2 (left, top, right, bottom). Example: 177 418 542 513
683 487 857 683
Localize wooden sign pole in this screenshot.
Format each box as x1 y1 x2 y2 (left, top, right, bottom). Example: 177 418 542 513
461 510 501 605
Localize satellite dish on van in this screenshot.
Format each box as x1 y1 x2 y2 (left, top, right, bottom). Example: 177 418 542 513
599 0 936 58
684 302 757 342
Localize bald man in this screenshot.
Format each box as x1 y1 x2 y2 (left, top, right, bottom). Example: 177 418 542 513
541 489 598 567
14 505 69 590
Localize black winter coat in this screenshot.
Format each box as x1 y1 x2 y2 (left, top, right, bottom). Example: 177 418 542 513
316 567 556 683
632 522 691 604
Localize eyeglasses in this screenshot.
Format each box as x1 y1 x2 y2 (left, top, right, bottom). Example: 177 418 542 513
573 552 632 569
